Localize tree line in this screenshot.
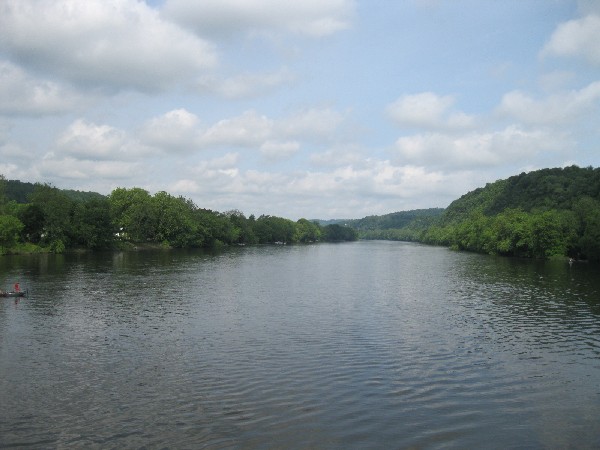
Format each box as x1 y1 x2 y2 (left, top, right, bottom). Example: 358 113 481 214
0 178 357 254
359 166 600 261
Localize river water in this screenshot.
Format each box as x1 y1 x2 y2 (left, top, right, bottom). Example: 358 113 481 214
1 241 599 449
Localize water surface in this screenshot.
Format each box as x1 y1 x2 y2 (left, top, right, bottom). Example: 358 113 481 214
1 242 599 448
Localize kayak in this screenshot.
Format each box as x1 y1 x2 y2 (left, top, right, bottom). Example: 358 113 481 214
0 291 26 298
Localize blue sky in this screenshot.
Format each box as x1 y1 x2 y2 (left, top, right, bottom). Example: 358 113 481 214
1 0 599 219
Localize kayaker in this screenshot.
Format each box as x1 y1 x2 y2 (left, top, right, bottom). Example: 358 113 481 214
14 283 20 293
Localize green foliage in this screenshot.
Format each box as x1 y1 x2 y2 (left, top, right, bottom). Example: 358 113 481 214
294 219 322 243
254 215 296 243
347 208 444 230
29 183 75 246
108 187 156 242
443 166 600 222
0 175 6 212
49 239 66 254
572 197 600 261
322 224 358 242
225 210 258 244
3 165 596 259
4 178 104 204
17 204 45 243
0 176 348 253
0 215 24 250
351 165 600 261
71 198 114 249
152 192 200 247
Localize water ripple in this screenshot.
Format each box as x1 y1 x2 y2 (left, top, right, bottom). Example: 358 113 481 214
2 243 600 448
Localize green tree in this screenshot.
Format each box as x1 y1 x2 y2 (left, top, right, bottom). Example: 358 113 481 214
17 203 45 243
529 210 576 259
29 183 74 249
71 198 114 249
193 208 226 246
152 191 199 247
452 212 490 252
0 215 24 251
323 224 358 242
225 210 258 244
254 215 297 243
486 209 532 257
573 197 600 261
294 218 322 242
0 174 6 213
108 187 156 242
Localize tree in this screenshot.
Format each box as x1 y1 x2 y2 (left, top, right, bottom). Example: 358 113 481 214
0 215 24 251
152 191 199 247
323 224 358 242
225 210 258 244
17 203 45 243
254 215 296 243
294 218 322 242
71 198 114 249
529 210 576 259
573 197 600 261
0 175 6 213
29 183 74 249
485 209 532 257
108 187 156 242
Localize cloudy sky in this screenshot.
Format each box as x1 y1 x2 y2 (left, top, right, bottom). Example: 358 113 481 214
1 0 599 219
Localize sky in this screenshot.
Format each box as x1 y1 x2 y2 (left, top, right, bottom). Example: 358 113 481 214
1 0 599 220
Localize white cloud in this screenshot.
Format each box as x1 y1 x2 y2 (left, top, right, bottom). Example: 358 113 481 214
163 0 355 38
387 92 475 131
0 61 86 116
139 109 202 153
309 146 364 167
56 119 154 161
541 14 600 65
197 67 295 99
278 107 345 139
38 157 142 181
195 107 346 150
173 153 241 194
0 162 19 178
0 0 217 91
205 152 240 170
0 142 27 159
538 71 576 92
168 158 463 219
497 81 600 125
260 140 301 161
200 110 274 148
394 126 571 169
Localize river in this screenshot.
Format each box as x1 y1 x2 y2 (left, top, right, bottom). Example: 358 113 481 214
1 241 600 448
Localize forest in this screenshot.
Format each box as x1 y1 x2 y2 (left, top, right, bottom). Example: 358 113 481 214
360 166 600 261
0 177 357 254
2 166 599 260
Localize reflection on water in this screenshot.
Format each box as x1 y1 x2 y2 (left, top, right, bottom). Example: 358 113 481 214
1 242 600 448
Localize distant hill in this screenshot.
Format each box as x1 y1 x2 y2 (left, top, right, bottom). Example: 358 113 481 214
312 219 351 226
425 165 600 260
5 179 105 203
346 208 444 231
347 165 600 261
441 165 600 224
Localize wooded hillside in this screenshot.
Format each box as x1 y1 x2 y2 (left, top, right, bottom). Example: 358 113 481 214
442 166 600 222
358 166 600 261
